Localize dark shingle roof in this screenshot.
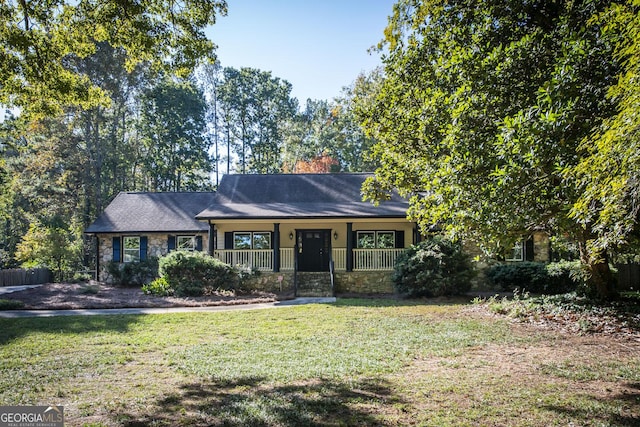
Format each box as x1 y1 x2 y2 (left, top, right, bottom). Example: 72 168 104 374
86 192 216 234
196 173 408 220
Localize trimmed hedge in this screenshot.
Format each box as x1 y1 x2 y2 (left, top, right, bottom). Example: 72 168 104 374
159 251 238 297
393 237 475 297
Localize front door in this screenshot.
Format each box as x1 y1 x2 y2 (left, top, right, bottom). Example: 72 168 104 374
297 230 331 272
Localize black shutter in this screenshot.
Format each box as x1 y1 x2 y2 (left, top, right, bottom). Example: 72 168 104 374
112 237 121 262
168 235 176 252
195 236 203 251
352 231 358 248
525 237 535 261
140 236 148 261
224 232 234 249
395 231 405 249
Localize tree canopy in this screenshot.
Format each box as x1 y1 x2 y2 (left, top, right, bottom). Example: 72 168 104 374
0 0 227 117
360 0 636 298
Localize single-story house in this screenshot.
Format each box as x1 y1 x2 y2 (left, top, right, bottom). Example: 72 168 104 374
85 173 549 295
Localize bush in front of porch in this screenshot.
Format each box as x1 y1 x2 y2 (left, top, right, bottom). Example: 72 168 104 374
393 237 475 298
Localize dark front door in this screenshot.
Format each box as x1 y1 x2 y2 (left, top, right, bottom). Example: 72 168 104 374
297 230 331 272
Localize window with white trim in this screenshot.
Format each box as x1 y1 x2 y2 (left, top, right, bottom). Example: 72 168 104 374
357 231 396 249
233 232 271 249
123 236 141 263
177 236 196 251
506 241 524 261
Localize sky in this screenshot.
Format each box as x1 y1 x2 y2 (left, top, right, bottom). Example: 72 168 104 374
206 0 396 103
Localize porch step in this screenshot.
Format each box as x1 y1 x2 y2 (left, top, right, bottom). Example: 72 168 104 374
296 272 333 297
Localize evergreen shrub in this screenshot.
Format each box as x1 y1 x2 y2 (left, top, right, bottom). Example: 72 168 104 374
107 257 159 287
393 237 475 297
159 251 237 297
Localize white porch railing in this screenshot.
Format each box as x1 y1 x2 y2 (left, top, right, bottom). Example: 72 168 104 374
280 248 295 271
353 248 404 271
213 248 403 272
332 248 347 271
214 249 273 271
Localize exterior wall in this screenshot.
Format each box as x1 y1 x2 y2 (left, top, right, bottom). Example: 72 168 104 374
95 232 209 282
243 271 394 294
334 271 394 294
533 232 550 262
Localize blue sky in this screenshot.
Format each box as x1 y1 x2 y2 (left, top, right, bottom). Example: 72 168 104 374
206 0 395 103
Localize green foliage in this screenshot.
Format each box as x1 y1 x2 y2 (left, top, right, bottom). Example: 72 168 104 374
107 258 159 287
486 261 582 295
142 277 173 297
359 0 629 299
15 219 82 282
159 251 237 297
0 0 227 117
140 78 213 191
393 237 475 297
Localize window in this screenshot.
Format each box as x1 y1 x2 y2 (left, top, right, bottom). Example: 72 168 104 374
506 241 524 261
233 232 271 249
357 231 396 249
123 236 140 263
177 236 196 251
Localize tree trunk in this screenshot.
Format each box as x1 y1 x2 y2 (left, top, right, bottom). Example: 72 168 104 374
578 241 617 300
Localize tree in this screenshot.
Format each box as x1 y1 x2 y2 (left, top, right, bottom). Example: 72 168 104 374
0 0 227 117
15 218 82 281
139 77 212 191
360 0 624 299
570 1 640 259
219 67 297 173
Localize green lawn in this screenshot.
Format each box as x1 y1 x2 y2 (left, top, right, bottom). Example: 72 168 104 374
0 299 638 426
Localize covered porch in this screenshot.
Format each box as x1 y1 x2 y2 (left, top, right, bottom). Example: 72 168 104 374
213 247 406 272
206 219 417 273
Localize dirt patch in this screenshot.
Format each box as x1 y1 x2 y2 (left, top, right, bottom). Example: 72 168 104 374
1 282 290 310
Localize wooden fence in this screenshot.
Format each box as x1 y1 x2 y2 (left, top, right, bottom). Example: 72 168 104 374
0 268 51 287
617 264 640 291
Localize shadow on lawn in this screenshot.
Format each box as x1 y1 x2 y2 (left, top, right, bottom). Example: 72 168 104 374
0 314 142 345
543 382 640 426
120 376 403 426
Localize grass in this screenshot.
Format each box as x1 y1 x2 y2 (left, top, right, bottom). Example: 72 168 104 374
0 298 638 426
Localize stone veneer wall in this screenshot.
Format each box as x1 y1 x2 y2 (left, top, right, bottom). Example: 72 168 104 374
96 233 208 282
243 271 395 294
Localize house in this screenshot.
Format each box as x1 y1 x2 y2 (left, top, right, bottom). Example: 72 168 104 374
86 173 416 294
85 173 550 295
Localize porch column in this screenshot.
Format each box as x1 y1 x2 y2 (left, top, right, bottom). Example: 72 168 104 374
208 222 215 256
346 222 353 272
273 223 280 272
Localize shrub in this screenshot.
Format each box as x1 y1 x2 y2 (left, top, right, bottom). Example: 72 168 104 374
486 261 581 294
107 257 159 287
159 251 238 297
486 262 548 293
393 237 475 297
142 277 173 296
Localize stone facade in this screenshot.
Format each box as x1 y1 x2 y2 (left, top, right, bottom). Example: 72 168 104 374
95 233 209 282
243 271 394 295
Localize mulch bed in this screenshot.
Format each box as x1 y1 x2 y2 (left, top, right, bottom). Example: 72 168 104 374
1 282 288 310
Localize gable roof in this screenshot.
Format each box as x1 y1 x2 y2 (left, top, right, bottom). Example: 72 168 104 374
196 173 409 220
86 192 216 234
